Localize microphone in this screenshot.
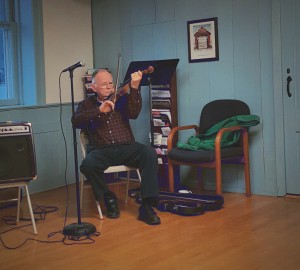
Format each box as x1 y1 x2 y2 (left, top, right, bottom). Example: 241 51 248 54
62 61 85 72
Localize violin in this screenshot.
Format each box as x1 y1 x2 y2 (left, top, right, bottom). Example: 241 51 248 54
107 66 154 102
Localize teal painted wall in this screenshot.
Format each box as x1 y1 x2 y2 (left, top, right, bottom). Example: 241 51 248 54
1 0 282 197
92 0 278 196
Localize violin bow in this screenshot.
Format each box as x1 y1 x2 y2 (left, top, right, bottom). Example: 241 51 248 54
113 53 122 104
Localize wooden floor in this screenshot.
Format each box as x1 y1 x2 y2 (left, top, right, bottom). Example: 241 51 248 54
1 183 300 270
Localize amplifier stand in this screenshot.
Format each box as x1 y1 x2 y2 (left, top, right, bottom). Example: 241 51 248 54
0 181 37 235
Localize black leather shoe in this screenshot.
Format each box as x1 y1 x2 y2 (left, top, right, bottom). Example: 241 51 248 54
138 204 161 225
104 191 120 219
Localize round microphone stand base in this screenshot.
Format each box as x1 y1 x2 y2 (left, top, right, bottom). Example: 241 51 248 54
63 222 97 237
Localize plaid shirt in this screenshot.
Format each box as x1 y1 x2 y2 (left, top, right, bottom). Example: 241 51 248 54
72 88 142 146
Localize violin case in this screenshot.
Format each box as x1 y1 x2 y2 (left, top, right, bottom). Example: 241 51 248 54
128 189 224 216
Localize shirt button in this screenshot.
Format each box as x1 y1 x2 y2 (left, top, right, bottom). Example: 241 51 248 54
109 131 112 133
112 141 115 143
107 121 109 124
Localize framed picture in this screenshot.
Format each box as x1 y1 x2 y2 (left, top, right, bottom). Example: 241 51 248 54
187 17 219 63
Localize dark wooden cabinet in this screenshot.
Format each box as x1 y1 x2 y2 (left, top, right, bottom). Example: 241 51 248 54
150 72 179 190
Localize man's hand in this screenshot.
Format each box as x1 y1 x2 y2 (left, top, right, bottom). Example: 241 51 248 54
130 70 142 89
99 100 115 113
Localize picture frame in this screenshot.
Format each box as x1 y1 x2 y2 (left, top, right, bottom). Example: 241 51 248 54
187 17 219 63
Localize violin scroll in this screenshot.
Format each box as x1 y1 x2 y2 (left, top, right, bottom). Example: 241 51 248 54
144 66 154 75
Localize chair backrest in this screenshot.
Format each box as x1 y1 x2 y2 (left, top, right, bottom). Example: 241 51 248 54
80 130 89 158
199 99 250 132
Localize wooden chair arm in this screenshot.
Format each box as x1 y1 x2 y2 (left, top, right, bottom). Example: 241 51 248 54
215 125 248 153
167 125 199 151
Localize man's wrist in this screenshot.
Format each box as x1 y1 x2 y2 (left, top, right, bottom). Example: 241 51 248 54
130 81 140 90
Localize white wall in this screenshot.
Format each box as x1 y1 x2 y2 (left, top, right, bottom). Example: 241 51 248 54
42 0 93 104
0 1 94 194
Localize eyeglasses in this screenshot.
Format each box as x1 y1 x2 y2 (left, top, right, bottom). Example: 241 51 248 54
94 82 115 89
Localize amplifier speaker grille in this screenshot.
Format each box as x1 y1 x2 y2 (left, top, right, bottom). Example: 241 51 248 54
0 134 36 182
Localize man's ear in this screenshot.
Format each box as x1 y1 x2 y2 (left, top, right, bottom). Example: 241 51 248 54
90 83 97 93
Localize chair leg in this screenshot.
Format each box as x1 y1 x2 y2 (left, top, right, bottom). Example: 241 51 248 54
136 169 141 183
95 201 103 219
243 131 251 197
125 171 130 204
168 162 175 192
196 168 204 192
24 185 38 235
215 158 222 196
215 169 222 195
16 186 22 224
244 160 251 197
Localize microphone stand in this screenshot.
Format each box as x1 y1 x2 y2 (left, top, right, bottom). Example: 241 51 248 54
63 69 96 237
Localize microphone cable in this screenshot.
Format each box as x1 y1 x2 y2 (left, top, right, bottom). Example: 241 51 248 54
0 72 100 250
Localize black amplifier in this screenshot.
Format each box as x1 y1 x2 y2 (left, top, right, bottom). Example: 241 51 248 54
0 121 37 183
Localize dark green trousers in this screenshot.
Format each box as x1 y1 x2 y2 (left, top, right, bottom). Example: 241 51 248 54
80 142 159 201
